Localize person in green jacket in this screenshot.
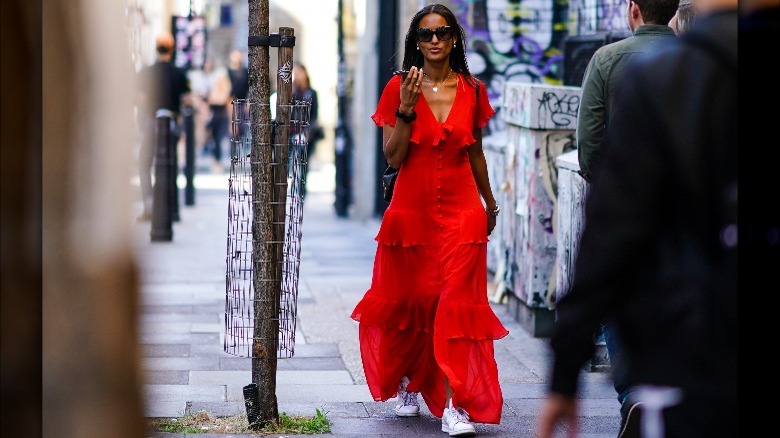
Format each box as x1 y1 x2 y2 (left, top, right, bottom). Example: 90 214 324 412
576 0 679 183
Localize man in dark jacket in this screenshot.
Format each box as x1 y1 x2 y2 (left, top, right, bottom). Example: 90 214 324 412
136 32 190 220
538 0 737 436
574 0 680 427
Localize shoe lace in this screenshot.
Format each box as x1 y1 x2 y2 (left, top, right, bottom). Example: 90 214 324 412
450 407 470 423
402 390 419 407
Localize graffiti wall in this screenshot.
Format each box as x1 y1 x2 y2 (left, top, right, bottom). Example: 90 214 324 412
447 0 624 133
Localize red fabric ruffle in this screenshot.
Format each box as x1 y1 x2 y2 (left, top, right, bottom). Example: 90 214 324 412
435 301 510 341
350 289 436 333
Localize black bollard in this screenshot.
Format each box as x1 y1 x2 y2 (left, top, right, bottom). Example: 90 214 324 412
334 123 352 217
170 118 181 222
183 105 195 206
151 109 174 242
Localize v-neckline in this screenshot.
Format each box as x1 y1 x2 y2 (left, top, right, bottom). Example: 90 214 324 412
420 74 459 125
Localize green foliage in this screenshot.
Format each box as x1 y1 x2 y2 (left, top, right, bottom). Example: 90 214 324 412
149 408 331 435
273 408 331 434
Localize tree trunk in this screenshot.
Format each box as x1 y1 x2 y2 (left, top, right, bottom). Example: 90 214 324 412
247 0 279 428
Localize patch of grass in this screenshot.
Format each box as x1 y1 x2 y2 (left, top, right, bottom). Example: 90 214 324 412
149 408 331 435
275 409 330 434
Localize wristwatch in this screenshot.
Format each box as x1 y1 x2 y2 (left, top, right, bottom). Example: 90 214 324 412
487 205 500 217
395 108 417 123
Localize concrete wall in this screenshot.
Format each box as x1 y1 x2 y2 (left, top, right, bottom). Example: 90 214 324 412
486 82 580 336
349 0 380 220
555 150 588 304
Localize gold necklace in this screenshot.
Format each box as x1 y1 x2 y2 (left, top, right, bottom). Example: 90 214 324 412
423 71 452 93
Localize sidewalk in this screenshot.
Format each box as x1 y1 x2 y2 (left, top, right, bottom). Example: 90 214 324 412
136 166 620 437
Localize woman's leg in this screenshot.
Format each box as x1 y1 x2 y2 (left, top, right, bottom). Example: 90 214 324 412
444 375 453 406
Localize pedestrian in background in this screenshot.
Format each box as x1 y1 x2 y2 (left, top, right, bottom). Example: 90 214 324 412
291 63 322 196
205 58 232 173
669 0 697 35
135 32 190 220
228 49 249 101
187 57 213 161
350 4 507 437
572 0 678 430
537 0 737 435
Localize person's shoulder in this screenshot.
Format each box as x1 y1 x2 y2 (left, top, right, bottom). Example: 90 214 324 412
633 11 736 73
381 74 402 92
589 38 633 67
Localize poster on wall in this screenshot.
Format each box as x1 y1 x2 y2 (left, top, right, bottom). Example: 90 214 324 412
172 15 207 71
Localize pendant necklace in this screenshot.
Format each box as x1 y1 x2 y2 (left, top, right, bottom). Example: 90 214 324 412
424 70 452 93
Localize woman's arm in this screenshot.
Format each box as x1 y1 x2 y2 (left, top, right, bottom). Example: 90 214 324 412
467 128 498 235
383 67 423 168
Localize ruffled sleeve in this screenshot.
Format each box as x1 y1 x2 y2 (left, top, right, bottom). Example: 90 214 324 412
474 79 495 129
371 75 402 127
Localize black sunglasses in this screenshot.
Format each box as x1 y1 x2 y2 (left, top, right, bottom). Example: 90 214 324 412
416 26 454 43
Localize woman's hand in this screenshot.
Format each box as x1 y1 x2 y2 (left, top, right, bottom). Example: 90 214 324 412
399 66 423 113
487 213 497 237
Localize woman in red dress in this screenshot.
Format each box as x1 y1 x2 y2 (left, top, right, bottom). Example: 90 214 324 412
350 4 508 436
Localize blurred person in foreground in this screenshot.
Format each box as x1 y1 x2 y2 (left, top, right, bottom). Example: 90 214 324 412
538 0 737 436
135 32 190 220
573 0 679 428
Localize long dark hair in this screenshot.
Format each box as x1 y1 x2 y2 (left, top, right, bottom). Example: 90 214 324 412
401 3 476 88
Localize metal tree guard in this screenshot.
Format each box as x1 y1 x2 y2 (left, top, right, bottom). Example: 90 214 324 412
224 96 311 359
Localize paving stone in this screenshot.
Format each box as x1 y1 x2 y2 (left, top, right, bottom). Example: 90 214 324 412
144 357 220 371
144 384 226 402
288 343 340 358
190 344 233 357
186 401 244 417
190 370 353 386
145 400 188 418
277 401 369 418
192 323 222 333
140 333 220 345
139 321 193 334
143 370 189 385
276 357 346 371
142 344 190 358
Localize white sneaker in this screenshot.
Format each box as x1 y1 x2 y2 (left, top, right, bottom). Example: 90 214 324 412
441 400 476 436
394 376 420 417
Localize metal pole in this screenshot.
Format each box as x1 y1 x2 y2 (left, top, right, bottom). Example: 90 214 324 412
184 105 196 205
151 109 174 241
170 119 181 221
334 0 350 217
272 27 294 319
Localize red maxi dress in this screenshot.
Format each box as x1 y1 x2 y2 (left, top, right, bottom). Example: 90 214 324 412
350 74 509 424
